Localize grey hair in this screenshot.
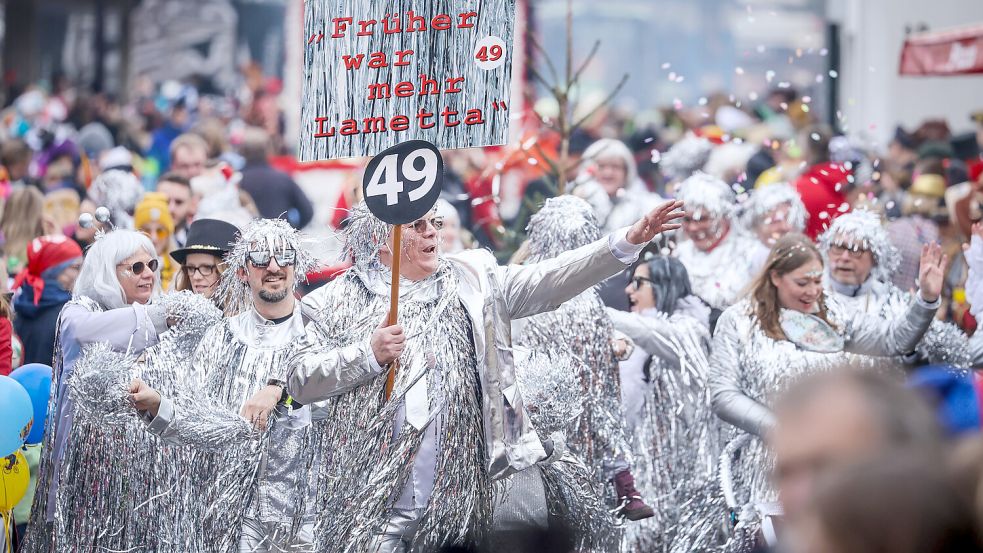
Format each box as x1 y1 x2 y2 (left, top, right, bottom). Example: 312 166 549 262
578 138 639 188
74 230 160 309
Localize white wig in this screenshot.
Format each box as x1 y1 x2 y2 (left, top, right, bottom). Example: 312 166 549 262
578 138 639 188
675 171 737 219
818 209 901 283
74 230 160 310
742 183 808 232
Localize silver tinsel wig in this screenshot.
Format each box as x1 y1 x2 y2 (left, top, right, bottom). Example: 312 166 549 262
660 134 714 182
741 183 807 233
526 195 600 261
87 169 144 229
675 171 737 219
339 201 391 272
818 209 901 283
216 218 318 314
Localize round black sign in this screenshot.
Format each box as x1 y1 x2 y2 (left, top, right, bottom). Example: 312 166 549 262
361 140 444 225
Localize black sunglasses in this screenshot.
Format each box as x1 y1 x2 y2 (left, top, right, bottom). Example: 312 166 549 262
247 249 297 268
118 259 159 275
629 276 656 291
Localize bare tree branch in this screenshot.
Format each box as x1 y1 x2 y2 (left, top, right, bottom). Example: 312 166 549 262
527 32 559 86
570 40 601 87
572 73 629 130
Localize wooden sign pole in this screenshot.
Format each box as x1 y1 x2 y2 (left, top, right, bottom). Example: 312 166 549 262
384 225 402 402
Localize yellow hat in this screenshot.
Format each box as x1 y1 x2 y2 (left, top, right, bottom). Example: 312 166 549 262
134 192 174 236
909 174 946 198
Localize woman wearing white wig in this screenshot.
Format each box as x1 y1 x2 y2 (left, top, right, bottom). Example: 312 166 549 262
673 172 757 317
22 230 176 551
573 138 662 233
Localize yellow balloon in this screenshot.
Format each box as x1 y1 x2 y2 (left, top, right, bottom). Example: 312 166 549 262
0 450 29 511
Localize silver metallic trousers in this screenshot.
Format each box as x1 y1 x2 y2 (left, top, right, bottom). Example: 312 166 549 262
366 508 425 553
238 517 313 553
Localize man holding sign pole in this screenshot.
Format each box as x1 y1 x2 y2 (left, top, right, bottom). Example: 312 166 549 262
289 177 684 551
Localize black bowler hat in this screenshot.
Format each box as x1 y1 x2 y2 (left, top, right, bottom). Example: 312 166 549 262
169 219 240 265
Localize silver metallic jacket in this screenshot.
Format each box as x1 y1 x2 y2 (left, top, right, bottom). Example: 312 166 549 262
295 236 632 480
709 292 940 438
826 273 977 368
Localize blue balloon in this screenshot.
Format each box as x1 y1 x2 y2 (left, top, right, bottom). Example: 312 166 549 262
0 375 32 456
10 363 53 444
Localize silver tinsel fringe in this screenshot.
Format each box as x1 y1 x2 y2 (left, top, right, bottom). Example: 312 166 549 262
525 195 601 261
302 265 492 552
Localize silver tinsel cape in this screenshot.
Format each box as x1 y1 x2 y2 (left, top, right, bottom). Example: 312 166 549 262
609 308 724 553
496 348 615 553
517 195 630 550
299 263 491 552
20 291 222 552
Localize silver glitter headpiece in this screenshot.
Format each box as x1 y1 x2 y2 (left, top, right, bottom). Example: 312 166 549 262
818 209 901 282
216 218 317 314
660 134 713 181
526 195 600 262
676 171 737 219
86 170 144 229
742 183 807 232
341 202 393 272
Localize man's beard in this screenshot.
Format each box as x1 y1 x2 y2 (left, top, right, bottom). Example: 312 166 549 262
258 287 290 303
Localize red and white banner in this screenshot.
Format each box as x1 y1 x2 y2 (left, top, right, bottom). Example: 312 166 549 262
900 24 983 76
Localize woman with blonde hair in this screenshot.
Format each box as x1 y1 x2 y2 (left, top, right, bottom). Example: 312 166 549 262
1 187 47 274
708 233 945 545
170 218 239 313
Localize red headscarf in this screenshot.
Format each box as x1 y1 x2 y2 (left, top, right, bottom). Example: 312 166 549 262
12 235 83 305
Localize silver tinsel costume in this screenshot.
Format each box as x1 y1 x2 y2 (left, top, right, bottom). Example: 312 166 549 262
290 201 641 551
819 210 975 368
672 172 758 311
707 293 938 543
496 349 613 552
607 305 723 553
513 196 629 551
20 290 221 552
140 218 339 552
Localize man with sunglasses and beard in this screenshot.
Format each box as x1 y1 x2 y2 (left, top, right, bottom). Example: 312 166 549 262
128 219 385 552
287 198 684 552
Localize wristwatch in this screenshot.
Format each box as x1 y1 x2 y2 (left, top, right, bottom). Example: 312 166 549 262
267 379 288 404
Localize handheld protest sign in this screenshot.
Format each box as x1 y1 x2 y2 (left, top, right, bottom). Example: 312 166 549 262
361 139 443 401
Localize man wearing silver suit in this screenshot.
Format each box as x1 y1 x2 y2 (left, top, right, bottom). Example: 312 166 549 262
288 199 684 552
